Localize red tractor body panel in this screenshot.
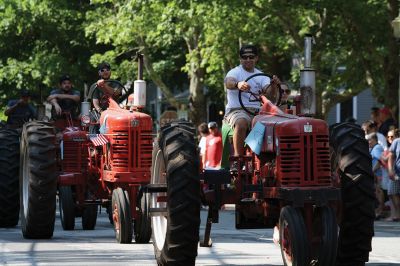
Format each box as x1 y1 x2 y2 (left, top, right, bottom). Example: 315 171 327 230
253 114 331 187
99 107 153 184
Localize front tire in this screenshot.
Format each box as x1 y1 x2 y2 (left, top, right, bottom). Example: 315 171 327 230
59 186 75 230
20 121 57 239
330 122 375 266
82 204 98 230
0 129 20 227
112 188 132 243
279 206 310 266
312 206 337 266
151 122 200 266
134 190 151 243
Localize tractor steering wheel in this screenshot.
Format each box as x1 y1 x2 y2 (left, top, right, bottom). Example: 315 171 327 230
90 79 128 105
238 73 282 116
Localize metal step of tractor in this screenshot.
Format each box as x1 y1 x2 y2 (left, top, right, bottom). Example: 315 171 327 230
145 183 167 193
243 184 263 193
240 198 256 203
149 207 167 216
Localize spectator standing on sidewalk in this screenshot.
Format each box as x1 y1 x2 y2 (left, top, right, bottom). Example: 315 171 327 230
379 107 397 137
204 122 222 169
371 107 381 129
366 133 387 219
362 120 388 150
387 129 400 221
197 122 210 168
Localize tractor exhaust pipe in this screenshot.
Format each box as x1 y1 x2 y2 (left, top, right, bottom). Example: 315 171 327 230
133 52 146 109
300 34 316 115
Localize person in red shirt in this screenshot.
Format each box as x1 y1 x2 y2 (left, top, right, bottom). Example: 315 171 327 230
204 122 223 169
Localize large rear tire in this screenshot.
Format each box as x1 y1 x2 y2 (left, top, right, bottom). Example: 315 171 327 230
0 129 20 227
20 121 57 239
112 187 132 243
330 122 375 266
151 122 200 266
59 186 75 230
279 206 310 266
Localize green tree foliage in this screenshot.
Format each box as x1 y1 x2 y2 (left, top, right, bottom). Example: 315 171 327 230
0 0 98 105
0 0 398 123
259 0 399 117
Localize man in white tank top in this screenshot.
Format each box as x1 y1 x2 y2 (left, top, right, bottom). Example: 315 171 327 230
224 44 279 157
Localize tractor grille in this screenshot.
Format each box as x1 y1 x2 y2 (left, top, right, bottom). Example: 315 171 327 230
279 134 331 186
138 130 153 168
110 129 153 170
111 131 129 169
62 141 88 172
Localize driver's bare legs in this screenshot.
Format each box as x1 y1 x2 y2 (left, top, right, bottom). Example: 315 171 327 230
233 118 248 156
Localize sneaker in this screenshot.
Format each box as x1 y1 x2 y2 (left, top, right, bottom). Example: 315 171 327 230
230 161 239 172
230 161 246 172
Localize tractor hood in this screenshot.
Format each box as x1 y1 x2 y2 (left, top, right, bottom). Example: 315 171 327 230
252 113 329 153
99 106 152 133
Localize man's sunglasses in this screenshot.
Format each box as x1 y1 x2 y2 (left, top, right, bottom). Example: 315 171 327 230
100 68 110 72
241 55 256 60
283 89 291 94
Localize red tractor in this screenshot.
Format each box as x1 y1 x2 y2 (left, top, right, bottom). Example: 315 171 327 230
19 54 153 244
148 37 374 266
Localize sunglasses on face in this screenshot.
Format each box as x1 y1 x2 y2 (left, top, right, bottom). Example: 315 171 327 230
241 55 255 60
100 68 110 73
283 89 291 94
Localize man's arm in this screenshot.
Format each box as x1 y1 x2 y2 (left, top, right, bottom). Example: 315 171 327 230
92 99 102 112
4 100 22 116
224 76 250 91
54 93 80 102
261 75 280 102
388 151 396 180
388 140 398 180
49 98 62 115
372 156 381 173
97 79 116 96
47 93 80 103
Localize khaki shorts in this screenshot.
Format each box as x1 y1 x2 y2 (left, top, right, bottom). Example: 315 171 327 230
223 108 257 129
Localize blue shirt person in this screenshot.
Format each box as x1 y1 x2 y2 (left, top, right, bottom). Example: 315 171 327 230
47 75 80 118
4 89 36 128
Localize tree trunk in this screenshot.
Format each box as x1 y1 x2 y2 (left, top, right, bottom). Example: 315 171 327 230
188 63 206 126
384 0 399 118
185 34 207 127
139 37 180 109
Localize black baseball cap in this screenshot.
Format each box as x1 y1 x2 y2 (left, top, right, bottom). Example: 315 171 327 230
239 44 258 57
208 121 218 129
20 89 31 97
59 74 71 84
97 62 111 71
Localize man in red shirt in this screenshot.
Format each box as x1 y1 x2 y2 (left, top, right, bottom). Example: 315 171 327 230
204 122 223 169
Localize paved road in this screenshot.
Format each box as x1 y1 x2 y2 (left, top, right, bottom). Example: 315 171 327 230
1 206 400 266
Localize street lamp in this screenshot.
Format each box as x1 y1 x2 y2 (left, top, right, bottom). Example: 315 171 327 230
392 14 400 125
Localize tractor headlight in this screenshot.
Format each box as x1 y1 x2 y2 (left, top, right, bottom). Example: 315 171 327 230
81 115 91 126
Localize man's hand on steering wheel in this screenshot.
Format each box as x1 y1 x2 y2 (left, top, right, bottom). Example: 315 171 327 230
94 79 126 103
261 75 281 96
238 73 283 116
97 79 115 96
271 75 281 88
237 81 251 91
